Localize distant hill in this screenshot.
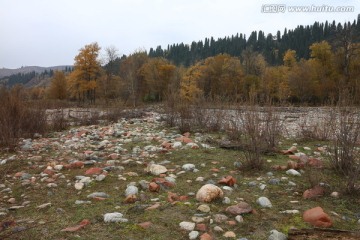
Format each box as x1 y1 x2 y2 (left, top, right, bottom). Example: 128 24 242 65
0 65 72 79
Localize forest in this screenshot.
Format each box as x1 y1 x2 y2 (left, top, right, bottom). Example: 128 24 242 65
3 16 360 105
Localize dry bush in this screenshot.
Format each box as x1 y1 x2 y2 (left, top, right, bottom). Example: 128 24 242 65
328 103 360 194
47 109 69 131
0 88 47 150
227 103 283 170
297 107 336 141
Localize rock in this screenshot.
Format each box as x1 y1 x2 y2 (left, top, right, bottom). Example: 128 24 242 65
179 221 196 231
213 214 228 223
7 198 16 204
268 229 287 240
37 203 52 209
214 226 224 232
189 230 199 240
223 231 236 238
124 194 137 203
85 167 103 175
197 204 211 213
257 197 272 208
303 207 332 228
280 210 300 214
87 192 109 199
182 163 196 171
218 176 236 186
196 184 224 203
125 186 138 196
200 233 213 240
286 169 301 176
330 192 339 198
192 216 205 223
303 185 325 199
75 200 91 204
268 179 280 185
186 142 199 149
95 174 106 181
138 221 152 229
74 182 84 190
235 215 244 223
146 163 167 175
226 202 252 215
149 182 160 192
259 184 267 190
61 219 90 232
104 212 128 223
282 146 297 154
172 142 182 149
54 165 63 171
222 197 231 204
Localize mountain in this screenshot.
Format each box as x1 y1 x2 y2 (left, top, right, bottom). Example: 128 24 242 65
0 65 72 79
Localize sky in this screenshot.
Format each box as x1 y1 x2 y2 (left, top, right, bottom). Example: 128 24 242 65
0 0 359 69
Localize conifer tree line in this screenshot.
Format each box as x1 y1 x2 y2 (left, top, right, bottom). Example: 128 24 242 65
5 16 360 105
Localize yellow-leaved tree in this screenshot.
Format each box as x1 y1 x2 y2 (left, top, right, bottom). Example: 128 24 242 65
68 42 102 104
180 64 203 103
47 71 67 100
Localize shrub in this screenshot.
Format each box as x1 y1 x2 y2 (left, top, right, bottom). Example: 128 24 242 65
328 104 360 194
0 88 47 150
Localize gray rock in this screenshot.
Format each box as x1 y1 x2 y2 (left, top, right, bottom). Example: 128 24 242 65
257 197 272 208
222 197 231 204
125 186 138 196
268 229 287 240
268 179 280 185
248 181 257 187
182 163 196 171
20 173 32 180
138 180 150 190
213 214 228 223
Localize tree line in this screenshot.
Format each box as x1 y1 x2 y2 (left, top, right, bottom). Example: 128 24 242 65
5 16 360 105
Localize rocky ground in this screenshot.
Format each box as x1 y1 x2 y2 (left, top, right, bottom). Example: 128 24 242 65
0 110 359 239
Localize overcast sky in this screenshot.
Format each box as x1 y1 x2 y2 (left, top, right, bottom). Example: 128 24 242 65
0 0 359 69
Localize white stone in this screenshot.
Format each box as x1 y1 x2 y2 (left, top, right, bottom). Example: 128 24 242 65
189 231 199 240
182 164 196 171
146 163 167 175
280 210 300 214
96 174 106 181
257 197 272 208
235 215 244 223
214 226 224 232
179 221 195 231
172 142 182 149
75 182 84 190
104 212 128 223
286 169 301 176
125 186 138 196
268 229 287 240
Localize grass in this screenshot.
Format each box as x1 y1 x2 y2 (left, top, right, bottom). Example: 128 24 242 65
0 123 359 240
